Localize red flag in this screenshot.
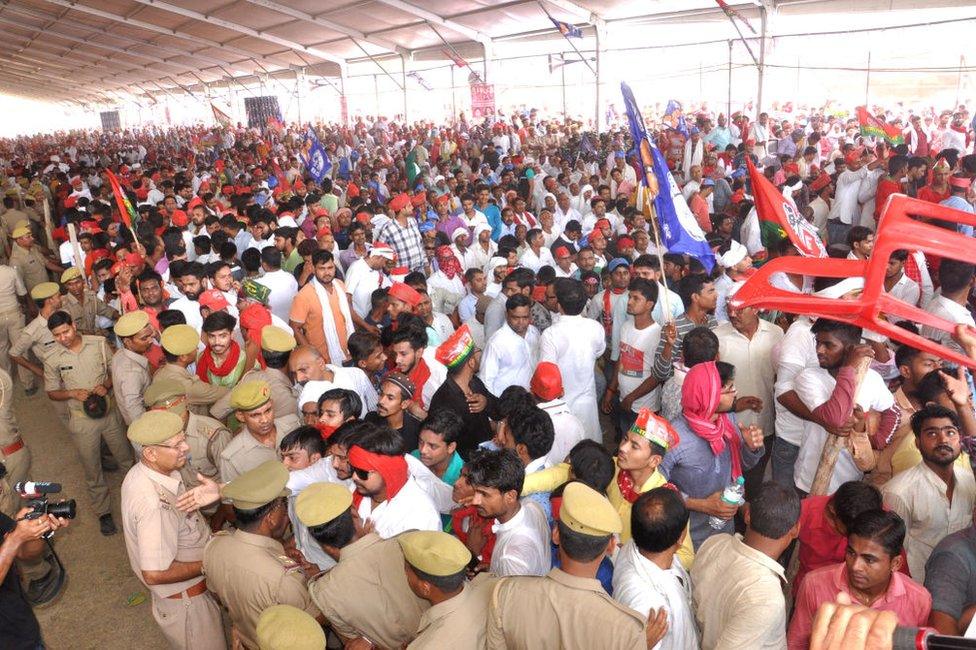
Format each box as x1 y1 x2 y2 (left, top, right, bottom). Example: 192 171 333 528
441 48 468 68
105 169 138 230
746 157 826 258
270 156 291 194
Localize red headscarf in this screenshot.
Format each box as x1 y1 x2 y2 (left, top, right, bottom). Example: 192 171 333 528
348 446 408 505
681 361 744 479
436 245 463 280
239 303 272 368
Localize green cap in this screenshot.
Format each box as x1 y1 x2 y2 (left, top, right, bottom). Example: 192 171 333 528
220 460 290 509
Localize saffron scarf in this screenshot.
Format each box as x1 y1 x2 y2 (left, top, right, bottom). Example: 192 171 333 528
348 445 408 507
196 339 242 382
681 361 744 479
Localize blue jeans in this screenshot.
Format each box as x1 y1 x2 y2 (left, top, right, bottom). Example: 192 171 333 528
770 436 800 490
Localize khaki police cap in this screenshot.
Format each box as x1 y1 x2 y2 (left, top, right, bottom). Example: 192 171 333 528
60 267 82 284
30 282 59 301
256 605 325 650
261 326 296 353
220 460 290 509
143 379 188 414
12 223 31 239
559 481 622 536
114 310 150 337
398 530 471 577
230 379 272 411
160 324 199 356
295 483 353 528
127 410 184 446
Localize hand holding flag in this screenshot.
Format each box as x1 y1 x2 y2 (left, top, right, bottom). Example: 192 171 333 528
745 156 826 258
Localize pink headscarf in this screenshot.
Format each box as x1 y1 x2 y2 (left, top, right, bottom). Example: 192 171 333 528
681 361 743 479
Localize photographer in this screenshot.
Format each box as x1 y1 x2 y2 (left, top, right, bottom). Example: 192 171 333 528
0 505 69 649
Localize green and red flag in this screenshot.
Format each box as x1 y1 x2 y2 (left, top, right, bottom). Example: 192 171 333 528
105 169 138 230
856 106 904 145
746 156 826 258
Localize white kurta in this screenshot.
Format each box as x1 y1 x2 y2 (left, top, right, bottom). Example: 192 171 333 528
538 398 586 466
480 323 540 397
297 365 379 416
613 541 699 650
539 313 606 442
355 476 440 539
489 499 552 577
345 258 390 318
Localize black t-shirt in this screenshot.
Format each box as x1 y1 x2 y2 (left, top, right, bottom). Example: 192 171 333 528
364 411 422 454
0 512 43 650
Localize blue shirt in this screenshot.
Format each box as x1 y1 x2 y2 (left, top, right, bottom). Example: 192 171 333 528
940 195 975 237
658 413 763 550
410 449 464 531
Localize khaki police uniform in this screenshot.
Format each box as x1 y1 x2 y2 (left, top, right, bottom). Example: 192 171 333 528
217 416 298 484
151 364 228 417
111 347 152 426
43 334 134 515
256 605 325 650
11 314 57 393
0 367 29 517
209 368 299 422
203 461 319 649
308 533 427 648
408 575 496 649
0 208 29 241
0 265 27 379
181 412 232 488
120 462 226 650
63 290 118 335
9 242 50 292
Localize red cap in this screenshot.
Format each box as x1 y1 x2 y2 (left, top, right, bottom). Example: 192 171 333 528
124 252 145 267
64 196 77 209
950 175 973 189
844 146 865 165
531 362 563 401
595 218 611 230
316 226 333 238
435 194 451 205
388 282 421 307
198 289 229 311
810 173 831 192
170 209 188 227
617 236 634 248
187 196 205 211
389 193 411 212
554 246 571 259
410 192 427 207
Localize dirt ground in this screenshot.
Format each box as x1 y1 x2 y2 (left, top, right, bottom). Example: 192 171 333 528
15 387 168 650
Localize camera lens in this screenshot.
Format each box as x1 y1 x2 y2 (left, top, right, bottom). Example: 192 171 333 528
47 499 77 520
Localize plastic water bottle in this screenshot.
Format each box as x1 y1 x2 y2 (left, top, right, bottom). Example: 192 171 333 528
708 476 745 529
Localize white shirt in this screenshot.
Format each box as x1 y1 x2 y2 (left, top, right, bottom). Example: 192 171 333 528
882 461 976 582
772 317 817 446
260 269 299 323
345 258 389 318
539 313 606 442
355 475 440 539
715 320 784 435
827 166 870 225
286 456 352 495
613 542 699 650
920 294 975 352
427 312 455 346
489 499 552 577
169 296 203 332
297 366 379 416
480 323 540 397
247 236 275 251
538 398 586 467
793 366 895 493
886 273 921 309
617 320 663 412
519 247 556 273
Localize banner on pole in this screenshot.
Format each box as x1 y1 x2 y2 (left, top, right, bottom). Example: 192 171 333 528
470 83 495 119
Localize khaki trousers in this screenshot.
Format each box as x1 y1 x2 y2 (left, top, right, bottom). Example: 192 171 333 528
0 309 30 386
67 407 133 516
151 590 227 650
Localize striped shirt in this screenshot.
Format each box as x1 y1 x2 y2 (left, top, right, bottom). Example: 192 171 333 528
652 313 719 382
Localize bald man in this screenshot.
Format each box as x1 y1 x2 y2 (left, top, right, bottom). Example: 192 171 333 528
288 345 377 417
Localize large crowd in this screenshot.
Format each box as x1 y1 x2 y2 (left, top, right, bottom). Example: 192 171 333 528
0 100 974 650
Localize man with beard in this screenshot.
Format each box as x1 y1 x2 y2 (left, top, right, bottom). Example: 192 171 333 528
882 404 976 582
218 379 301 483
290 250 354 366
152 324 228 416
170 260 207 331
121 410 225 649
365 372 422 452
347 421 440 538
196 311 247 388
388 314 446 419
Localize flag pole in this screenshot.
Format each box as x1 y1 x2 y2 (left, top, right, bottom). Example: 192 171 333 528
642 189 673 322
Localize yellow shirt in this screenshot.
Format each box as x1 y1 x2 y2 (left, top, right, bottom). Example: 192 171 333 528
522 461 695 569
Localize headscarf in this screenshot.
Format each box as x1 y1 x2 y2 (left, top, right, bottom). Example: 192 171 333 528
435 245 463 280
240 303 272 368
348 445 408 505
681 361 744 479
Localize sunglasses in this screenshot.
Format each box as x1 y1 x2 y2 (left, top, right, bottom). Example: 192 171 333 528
352 466 371 481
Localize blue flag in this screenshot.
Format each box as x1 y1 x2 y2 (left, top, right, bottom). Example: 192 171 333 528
301 128 331 183
620 82 715 272
579 133 597 158
550 18 582 38
663 99 689 137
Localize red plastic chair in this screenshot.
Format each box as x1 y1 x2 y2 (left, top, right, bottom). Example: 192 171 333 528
731 194 976 369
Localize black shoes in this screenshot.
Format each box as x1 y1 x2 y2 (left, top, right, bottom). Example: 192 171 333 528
99 513 117 536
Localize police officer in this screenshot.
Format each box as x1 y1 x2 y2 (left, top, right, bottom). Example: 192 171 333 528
152 324 228 417
255 605 325 650
111 310 155 426
61 266 118 335
10 282 62 396
9 222 61 293
43 310 134 535
120 410 226 649
143 380 232 491
203 460 320 649
300 483 427 648
218 380 301 484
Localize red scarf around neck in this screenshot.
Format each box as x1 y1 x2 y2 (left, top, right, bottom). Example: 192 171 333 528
196 340 242 381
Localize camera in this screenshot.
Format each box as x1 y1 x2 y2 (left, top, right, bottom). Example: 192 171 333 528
25 498 77 521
